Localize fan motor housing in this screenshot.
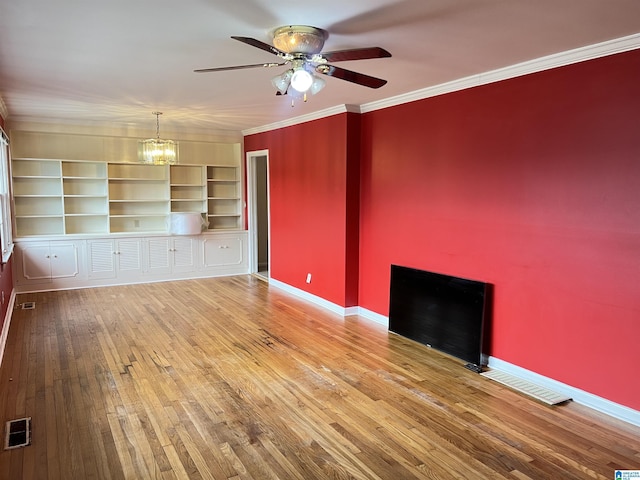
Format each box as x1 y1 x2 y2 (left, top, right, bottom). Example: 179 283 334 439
272 25 328 54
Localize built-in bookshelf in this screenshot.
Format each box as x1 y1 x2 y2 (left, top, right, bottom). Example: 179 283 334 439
12 159 64 236
11 159 243 237
207 165 242 230
170 165 206 214
108 163 169 234
62 161 108 235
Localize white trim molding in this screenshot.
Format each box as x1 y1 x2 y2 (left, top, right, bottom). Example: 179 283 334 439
270 281 640 427
244 33 640 135
356 307 389 327
242 104 361 136
0 289 17 370
268 278 359 318
488 357 640 428
361 33 640 114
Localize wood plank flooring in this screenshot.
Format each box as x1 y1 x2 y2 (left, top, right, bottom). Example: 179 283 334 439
0 275 638 479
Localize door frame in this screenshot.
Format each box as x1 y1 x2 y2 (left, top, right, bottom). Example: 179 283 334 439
246 149 270 276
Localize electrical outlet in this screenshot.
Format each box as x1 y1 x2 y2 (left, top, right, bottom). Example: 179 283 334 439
306 273 312 284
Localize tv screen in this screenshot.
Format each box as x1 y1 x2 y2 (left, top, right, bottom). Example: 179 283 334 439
388 265 490 371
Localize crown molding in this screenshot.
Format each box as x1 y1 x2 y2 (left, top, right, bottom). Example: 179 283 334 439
361 32 640 114
242 104 361 136
243 33 640 136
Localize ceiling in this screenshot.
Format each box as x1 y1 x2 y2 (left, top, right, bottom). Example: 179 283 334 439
1 0 640 135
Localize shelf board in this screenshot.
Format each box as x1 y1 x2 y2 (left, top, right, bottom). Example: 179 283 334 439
14 194 62 198
109 199 169 203
170 183 205 187
109 177 167 182
207 214 241 218
15 214 64 219
207 179 237 183
109 214 168 218
12 175 61 179
207 197 240 200
64 195 108 198
63 176 107 180
64 213 109 217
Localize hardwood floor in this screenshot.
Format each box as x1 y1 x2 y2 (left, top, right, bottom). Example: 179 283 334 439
0 275 638 479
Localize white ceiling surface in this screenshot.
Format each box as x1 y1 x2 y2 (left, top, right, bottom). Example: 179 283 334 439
1 0 640 135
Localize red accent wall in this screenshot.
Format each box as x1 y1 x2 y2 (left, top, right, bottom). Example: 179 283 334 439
244 113 361 307
359 49 640 410
243 49 640 410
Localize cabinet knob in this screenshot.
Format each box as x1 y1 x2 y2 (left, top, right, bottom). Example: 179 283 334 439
218 245 229 249
45 255 50 258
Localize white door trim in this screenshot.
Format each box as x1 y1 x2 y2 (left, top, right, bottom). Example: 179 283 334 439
246 149 270 276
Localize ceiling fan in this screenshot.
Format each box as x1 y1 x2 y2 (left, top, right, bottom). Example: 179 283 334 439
194 25 391 101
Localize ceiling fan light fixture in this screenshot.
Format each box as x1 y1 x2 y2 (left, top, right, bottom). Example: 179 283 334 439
310 75 326 95
271 70 292 95
138 112 179 165
290 68 313 93
272 25 327 54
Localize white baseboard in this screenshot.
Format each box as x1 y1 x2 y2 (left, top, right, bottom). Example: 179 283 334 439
488 357 640 427
268 278 355 317
266 280 640 427
0 289 17 369
356 307 389 327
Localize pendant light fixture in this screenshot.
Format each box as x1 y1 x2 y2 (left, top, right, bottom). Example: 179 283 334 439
138 111 179 165
270 59 326 106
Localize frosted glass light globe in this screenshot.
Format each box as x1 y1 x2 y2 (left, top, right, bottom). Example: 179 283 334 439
290 69 313 93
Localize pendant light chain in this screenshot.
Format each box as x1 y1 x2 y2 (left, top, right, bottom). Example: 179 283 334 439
153 111 162 139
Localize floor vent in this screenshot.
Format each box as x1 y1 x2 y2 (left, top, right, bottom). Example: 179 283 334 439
21 302 35 310
481 369 571 405
4 417 31 450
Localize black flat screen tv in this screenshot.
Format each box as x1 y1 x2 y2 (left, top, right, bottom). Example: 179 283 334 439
388 265 490 372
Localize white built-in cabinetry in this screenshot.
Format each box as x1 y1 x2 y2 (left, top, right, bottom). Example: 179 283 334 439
12 158 243 237
146 236 198 275
9 131 249 292
14 232 248 292
87 238 143 280
207 165 242 230
16 241 83 285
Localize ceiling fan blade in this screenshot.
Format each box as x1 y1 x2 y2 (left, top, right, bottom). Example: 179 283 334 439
194 62 286 73
231 36 284 56
321 47 391 63
318 65 387 89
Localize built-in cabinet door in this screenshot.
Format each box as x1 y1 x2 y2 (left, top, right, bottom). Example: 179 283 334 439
115 239 143 281
87 238 142 280
202 235 244 268
51 242 81 279
19 241 80 284
146 236 197 275
172 236 197 273
20 243 53 283
147 237 172 275
87 240 116 279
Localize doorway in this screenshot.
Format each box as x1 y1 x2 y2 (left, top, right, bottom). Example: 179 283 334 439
246 150 270 280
